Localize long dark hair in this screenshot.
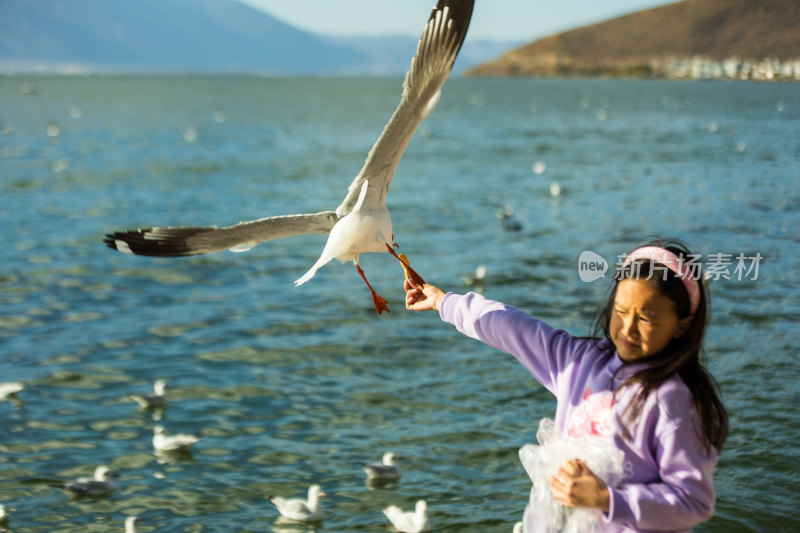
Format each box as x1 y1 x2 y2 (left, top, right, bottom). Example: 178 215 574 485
591 238 728 452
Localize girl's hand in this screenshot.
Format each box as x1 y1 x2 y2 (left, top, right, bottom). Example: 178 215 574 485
404 279 445 312
550 459 611 512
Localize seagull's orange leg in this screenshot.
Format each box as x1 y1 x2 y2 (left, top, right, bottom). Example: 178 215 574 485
386 245 426 286
356 263 390 314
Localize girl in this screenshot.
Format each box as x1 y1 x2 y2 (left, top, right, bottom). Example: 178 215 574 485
404 239 728 532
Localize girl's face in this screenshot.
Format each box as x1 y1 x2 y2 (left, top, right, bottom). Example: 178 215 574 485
610 278 692 362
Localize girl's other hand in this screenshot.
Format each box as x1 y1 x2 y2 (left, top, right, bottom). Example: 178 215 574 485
404 279 445 312
550 458 611 512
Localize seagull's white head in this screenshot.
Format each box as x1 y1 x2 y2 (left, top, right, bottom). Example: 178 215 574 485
94 465 118 480
383 452 404 465
153 379 167 395
308 484 327 500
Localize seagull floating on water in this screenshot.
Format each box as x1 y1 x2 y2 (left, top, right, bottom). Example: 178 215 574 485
383 500 430 533
362 452 404 480
103 0 474 314
131 379 167 409
266 484 326 522
0 382 23 401
0 504 14 524
497 205 523 232
152 425 199 452
125 516 143 533
49 465 118 497
461 264 486 287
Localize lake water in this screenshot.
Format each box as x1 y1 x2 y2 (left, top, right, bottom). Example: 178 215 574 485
1 75 798 532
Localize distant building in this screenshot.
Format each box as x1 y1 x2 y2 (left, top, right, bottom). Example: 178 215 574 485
658 56 800 81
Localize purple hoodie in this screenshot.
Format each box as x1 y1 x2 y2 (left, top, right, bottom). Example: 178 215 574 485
440 292 717 532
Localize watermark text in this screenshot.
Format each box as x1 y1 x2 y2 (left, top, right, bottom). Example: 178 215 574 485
578 251 762 282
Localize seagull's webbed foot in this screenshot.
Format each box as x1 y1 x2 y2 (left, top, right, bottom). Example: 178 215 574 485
387 245 426 287
356 264 390 315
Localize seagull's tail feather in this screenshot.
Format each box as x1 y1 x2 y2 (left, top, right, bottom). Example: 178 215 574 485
104 211 338 257
294 258 327 287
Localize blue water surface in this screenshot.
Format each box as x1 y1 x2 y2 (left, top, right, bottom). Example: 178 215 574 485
0 76 798 532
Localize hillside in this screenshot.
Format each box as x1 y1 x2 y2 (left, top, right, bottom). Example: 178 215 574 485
467 0 800 79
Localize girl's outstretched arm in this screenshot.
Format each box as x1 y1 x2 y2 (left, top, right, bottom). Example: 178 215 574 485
404 279 446 312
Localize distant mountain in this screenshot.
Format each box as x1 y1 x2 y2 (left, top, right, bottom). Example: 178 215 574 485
0 0 365 74
467 0 800 79
0 0 514 75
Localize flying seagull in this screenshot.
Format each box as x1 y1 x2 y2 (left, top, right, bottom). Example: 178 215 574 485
104 0 474 314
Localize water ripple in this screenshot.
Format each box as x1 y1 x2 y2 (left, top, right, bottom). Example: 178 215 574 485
0 76 797 531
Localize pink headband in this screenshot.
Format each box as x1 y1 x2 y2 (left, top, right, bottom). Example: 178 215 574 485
622 246 701 315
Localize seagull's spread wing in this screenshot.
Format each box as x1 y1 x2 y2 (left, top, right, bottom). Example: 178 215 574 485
105 211 338 257
335 0 474 217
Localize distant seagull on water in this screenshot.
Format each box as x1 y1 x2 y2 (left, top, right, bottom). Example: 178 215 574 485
125 516 143 533
49 465 118 497
104 0 474 314
383 500 430 533
363 451 404 480
0 382 23 401
0 504 14 525
131 379 167 409
153 425 199 452
267 484 326 522
461 264 486 287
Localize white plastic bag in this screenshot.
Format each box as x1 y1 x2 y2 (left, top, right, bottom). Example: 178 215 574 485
518 418 627 533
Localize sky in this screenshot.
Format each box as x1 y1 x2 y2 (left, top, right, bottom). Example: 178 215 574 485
237 0 675 43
